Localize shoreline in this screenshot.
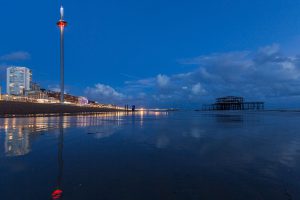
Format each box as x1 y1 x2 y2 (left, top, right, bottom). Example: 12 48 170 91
195 109 300 113
0 101 123 117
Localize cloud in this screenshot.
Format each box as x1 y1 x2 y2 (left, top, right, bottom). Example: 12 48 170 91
179 44 300 99
191 83 206 95
85 83 126 104
0 51 31 61
157 74 170 88
85 44 300 108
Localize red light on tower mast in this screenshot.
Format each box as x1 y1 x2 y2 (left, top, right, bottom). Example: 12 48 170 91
57 20 67 28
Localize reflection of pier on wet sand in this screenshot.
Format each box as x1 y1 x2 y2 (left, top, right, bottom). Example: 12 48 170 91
0 101 122 116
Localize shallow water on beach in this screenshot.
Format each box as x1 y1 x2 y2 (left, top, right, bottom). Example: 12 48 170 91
0 111 300 200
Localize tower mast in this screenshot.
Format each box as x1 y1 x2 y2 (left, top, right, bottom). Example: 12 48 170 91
57 3 67 104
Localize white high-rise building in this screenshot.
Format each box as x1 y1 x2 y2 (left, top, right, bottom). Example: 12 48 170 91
7 67 32 95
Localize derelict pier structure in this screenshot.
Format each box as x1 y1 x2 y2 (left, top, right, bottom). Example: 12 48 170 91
202 96 264 111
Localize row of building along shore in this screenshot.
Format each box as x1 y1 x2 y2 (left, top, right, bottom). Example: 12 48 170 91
1 66 118 109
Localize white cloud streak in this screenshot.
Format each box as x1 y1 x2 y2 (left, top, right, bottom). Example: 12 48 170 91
85 83 126 104
0 51 31 61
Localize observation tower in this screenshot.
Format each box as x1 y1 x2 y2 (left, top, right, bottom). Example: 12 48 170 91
57 5 67 104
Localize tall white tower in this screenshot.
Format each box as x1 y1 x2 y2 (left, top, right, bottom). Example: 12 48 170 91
57 5 67 104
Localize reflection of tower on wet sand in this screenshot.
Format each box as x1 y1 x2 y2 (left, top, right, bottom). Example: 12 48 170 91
52 116 64 200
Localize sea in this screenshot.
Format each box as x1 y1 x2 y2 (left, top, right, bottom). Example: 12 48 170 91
0 110 299 200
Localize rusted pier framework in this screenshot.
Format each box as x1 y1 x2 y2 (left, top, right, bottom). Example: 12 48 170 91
202 96 264 111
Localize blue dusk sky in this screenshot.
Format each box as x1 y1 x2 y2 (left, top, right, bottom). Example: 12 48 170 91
1 0 300 108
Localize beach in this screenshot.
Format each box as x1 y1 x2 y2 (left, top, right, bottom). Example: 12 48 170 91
0 111 299 199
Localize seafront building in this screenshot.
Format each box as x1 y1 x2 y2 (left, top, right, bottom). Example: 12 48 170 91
6 66 32 96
